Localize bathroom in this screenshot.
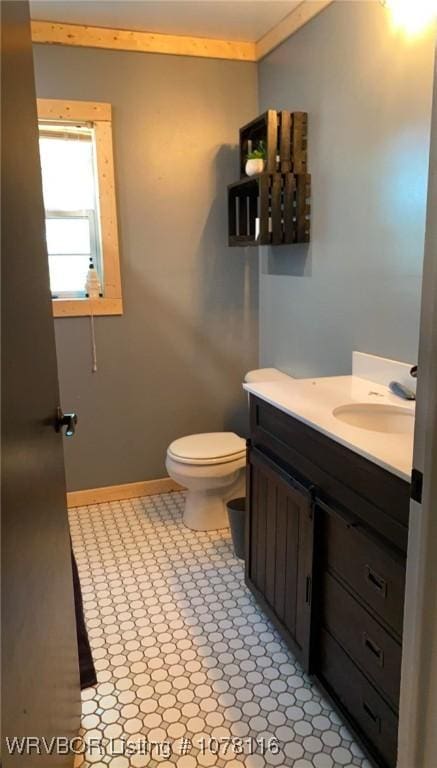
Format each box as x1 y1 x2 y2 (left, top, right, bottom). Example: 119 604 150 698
2 1 437 767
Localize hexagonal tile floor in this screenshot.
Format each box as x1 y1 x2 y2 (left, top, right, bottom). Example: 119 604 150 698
69 491 372 768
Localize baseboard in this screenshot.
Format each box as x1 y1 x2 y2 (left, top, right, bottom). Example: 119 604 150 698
67 477 184 507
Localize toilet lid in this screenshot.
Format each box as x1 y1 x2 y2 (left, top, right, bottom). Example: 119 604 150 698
168 432 246 465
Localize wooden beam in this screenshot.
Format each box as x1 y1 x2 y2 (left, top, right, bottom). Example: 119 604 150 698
37 97 111 122
67 477 184 507
256 0 334 60
52 297 123 318
31 20 257 62
32 4 333 63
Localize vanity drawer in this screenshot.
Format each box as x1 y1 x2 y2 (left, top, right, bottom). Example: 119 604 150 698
322 571 402 709
319 628 398 768
321 505 405 638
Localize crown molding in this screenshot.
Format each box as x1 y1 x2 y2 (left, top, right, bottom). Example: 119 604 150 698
31 3 333 63
256 0 334 60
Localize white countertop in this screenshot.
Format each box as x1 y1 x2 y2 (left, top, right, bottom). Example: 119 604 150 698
244 375 414 482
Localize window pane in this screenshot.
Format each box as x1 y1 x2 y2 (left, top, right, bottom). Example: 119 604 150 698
39 133 96 211
48 254 90 295
46 217 91 255
38 120 105 299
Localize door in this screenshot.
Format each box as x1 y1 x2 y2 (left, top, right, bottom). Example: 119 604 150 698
1 1 81 765
246 446 314 670
398 50 437 768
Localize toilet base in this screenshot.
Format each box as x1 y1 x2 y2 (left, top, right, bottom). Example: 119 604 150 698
165 451 246 533
183 490 230 531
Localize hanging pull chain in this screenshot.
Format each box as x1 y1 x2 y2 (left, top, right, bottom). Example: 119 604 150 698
85 257 101 374
90 312 97 373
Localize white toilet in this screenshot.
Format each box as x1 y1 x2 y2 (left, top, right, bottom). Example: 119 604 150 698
166 369 291 531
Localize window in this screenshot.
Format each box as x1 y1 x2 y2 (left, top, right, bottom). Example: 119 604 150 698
37 99 122 317
39 123 102 298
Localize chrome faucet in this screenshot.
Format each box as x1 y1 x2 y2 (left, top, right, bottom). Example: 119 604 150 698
389 365 417 401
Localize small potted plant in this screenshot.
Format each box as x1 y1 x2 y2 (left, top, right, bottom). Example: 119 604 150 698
245 140 266 176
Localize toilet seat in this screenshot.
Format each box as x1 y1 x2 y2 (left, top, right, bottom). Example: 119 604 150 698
165 370 288 531
168 432 246 466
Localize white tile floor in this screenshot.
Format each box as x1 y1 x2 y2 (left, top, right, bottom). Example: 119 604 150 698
70 491 372 768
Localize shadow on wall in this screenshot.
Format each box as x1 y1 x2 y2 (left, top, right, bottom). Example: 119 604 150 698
121 142 258 448
195 143 259 434
198 144 248 312
260 243 312 277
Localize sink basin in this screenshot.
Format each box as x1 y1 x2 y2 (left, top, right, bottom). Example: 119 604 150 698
332 403 414 434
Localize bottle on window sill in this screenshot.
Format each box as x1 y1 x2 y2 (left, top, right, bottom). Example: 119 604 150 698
85 260 102 299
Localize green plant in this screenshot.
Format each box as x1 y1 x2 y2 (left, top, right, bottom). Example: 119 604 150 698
247 140 266 160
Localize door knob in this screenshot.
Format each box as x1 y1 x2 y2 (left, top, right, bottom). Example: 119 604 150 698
55 406 78 438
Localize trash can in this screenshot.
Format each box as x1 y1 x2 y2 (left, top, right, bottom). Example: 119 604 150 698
227 497 246 560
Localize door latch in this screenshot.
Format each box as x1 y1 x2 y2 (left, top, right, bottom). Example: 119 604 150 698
411 468 423 504
55 407 78 438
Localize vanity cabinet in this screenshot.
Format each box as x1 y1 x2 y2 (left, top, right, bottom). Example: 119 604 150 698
246 447 314 670
246 395 410 768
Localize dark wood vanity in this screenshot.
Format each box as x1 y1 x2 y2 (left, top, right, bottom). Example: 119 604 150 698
246 395 410 768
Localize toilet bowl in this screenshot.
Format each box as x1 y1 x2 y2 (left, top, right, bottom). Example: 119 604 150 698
166 432 246 531
166 368 292 531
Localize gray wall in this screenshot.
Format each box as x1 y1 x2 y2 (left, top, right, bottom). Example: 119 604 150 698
33 3 435 491
258 1 435 377
33 45 258 491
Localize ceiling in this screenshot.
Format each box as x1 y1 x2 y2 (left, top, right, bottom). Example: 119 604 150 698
29 1 302 42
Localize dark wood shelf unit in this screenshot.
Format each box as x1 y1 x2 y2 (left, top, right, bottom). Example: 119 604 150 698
239 110 308 178
229 108 310 248
228 172 311 247
239 110 277 177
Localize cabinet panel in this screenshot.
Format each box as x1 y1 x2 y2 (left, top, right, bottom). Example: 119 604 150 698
273 488 288 621
247 447 314 669
250 463 267 593
319 629 398 768
265 479 278 606
283 489 300 638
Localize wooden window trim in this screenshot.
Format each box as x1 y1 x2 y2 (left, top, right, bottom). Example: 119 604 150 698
37 98 123 317
52 297 123 317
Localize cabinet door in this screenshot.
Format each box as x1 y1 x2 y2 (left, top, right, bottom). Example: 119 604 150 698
247 446 314 670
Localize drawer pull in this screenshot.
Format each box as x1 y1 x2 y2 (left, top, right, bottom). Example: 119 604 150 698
362 700 382 733
363 632 384 667
365 565 387 597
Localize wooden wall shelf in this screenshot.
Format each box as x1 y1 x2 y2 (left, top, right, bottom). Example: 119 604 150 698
228 172 311 247
229 109 311 247
239 110 308 178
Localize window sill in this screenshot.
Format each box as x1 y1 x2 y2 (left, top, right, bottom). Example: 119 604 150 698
52 297 123 317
